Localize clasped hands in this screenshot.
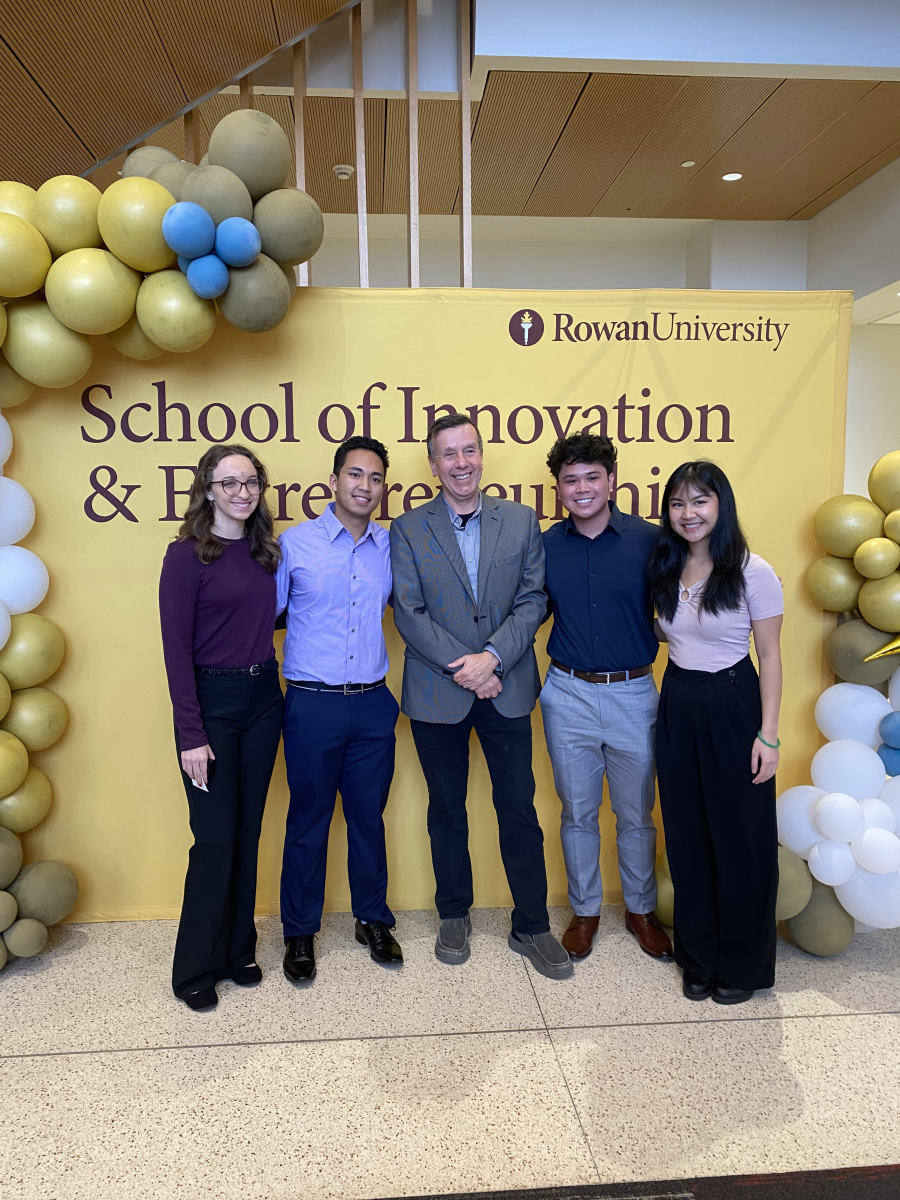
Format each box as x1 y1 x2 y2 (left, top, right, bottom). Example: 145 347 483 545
448 650 502 699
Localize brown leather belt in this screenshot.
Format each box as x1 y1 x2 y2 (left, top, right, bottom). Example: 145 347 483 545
550 660 653 685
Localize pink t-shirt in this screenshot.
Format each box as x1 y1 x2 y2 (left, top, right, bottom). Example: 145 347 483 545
657 553 783 672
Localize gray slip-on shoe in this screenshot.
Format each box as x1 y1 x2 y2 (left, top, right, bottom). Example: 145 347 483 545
508 930 573 980
435 915 471 964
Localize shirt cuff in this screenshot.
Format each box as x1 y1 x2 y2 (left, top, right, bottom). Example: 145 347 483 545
484 643 502 673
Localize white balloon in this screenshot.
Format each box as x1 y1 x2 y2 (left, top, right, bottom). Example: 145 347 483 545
890 666 900 711
0 599 9 651
815 683 891 749
815 792 866 842
879 776 900 828
854 919 877 933
0 545 48 614
860 797 897 833
851 827 900 874
810 740 886 801
835 867 900 928
0 477 34 545
0 414 11 467
808 839 856 886
776 785 826 859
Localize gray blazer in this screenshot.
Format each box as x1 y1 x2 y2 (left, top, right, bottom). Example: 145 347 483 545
390 493 547 723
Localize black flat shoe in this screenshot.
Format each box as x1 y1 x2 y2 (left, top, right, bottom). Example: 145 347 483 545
231 964 262 987
283 935 316 985
355 919 403 966
682 971 713 1001
712 981 754 1005
183 987 218 1011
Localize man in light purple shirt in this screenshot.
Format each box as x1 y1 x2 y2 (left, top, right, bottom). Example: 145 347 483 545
276 436 401 985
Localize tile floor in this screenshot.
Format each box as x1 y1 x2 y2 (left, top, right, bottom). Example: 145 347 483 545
1 906 898 1200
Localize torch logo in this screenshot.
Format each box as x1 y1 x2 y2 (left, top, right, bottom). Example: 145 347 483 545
508 308 544 347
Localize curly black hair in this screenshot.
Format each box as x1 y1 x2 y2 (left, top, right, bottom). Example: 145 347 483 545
546 433 617 480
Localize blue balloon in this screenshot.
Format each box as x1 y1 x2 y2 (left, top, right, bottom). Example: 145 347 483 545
162 202 216 258
177 254 194 274
877 742 900 776
215 217 261 268
186 254 230 300
880 710 900 750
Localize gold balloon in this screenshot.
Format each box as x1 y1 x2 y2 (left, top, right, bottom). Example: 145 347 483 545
869 450 900 516
0 213 51 298
136 270 216 353
884 509 900 544
45 248 140 335
776 845 813 921
0 301 6 348
0 613 65 689
654 865 674 927
0 182 37 224
106 313 165 361
33 175 102 257
253 188 324 265
859 572 900 632
0 889 16 933
786 879 854 956
9 860 77 924
0 687 68 752
0 352 35 407
3 916 47 957
813 494 885 558
0 731 28 799
0 827 22 889
0 674 8 721
0 767 50 833
826 617 900 683
2 300 92 389
806 555 863 611
855 536 900 580
97 177 176 273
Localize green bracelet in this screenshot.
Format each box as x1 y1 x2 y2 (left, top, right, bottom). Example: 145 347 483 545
757 731 781 749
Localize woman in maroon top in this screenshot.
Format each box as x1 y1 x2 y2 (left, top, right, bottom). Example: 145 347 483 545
160 443 282 1011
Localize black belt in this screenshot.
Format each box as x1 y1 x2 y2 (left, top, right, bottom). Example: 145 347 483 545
287 677 386 695
196 657 278 676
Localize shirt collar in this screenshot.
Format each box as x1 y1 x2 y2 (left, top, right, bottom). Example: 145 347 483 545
565 501 623 538
443 490 482 529
321 502 377 545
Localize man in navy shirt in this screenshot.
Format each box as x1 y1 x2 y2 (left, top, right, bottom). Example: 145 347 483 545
541 433 673 962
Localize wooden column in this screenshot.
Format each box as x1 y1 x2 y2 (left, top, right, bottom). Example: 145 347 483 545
407 0 419 288
240 73 254 109
183 108 199 164
292 41 309 286
458 0 472 288
351 4 369 288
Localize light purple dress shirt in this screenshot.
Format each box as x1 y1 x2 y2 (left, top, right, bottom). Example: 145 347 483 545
276 503 391 684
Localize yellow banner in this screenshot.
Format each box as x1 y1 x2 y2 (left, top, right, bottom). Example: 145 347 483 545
9 287 850 920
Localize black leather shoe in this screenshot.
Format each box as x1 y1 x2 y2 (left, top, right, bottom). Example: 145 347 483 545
355 919 403 966
183 987 218 1011
231 963 262 987
712 981 754 1005
682 971 713 1001
283 935 316 985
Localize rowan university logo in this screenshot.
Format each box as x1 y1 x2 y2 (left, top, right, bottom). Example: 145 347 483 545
509 308 544 346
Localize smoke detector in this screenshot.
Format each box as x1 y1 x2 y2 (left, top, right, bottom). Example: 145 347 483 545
333 164 354 180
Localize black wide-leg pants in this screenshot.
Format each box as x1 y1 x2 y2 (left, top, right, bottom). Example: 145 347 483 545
172 665 284 998
656 654 778 991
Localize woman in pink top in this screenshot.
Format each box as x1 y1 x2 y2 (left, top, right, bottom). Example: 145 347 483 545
649 461 783 1006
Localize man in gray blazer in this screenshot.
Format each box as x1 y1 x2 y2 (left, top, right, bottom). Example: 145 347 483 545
390 413 572 979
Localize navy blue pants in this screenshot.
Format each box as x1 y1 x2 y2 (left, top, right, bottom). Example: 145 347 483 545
280 683 399 937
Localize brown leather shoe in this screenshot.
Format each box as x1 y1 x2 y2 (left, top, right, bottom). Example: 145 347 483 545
561 914 599 959
626 911 674 960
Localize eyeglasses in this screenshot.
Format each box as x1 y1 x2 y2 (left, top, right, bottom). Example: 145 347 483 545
211 476 263 496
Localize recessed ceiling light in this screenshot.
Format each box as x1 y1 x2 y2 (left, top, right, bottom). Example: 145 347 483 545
722 172 743 181
681 160 695 168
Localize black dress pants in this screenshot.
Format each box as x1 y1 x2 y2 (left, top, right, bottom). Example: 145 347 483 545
656 654 777 991
410 698 550 936
172 664 284 998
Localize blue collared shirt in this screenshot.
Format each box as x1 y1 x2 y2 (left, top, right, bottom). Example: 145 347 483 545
542 504 661 673
444 491 482 600
276 504 391 684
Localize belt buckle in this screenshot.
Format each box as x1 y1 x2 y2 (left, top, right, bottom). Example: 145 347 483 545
250 664 261 676
343 682 362 695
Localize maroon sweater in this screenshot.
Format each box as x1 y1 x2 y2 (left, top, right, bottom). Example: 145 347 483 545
159 537 276 750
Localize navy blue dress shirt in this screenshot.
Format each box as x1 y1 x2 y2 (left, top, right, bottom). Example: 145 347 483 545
542 504 661 673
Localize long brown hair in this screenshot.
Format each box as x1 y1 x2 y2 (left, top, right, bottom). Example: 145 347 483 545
177 444 281 572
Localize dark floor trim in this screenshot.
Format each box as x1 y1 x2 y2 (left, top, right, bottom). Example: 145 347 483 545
391 1165 900 1200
